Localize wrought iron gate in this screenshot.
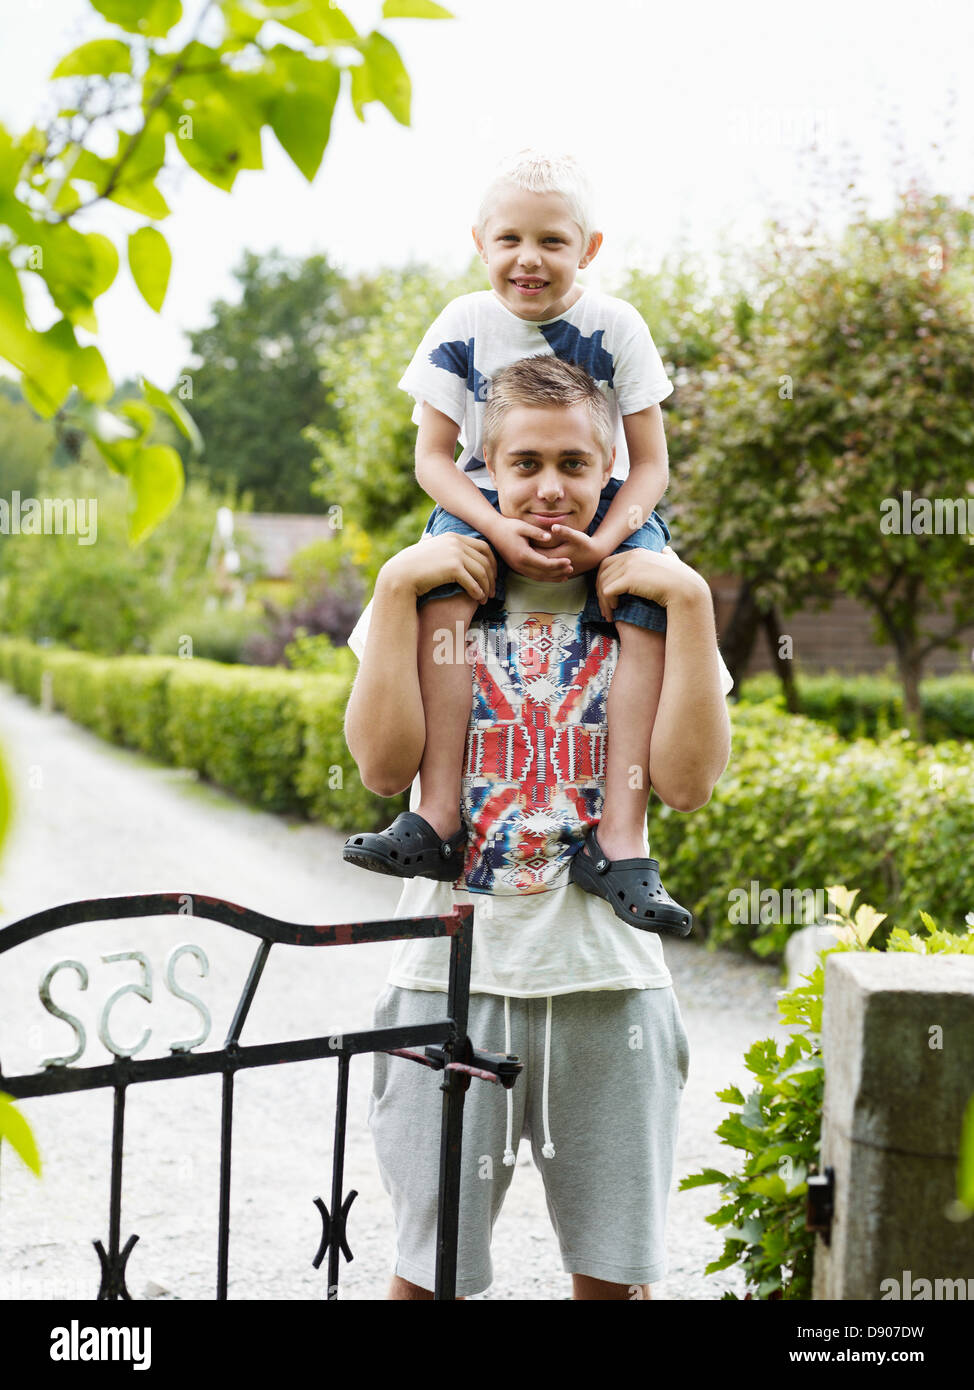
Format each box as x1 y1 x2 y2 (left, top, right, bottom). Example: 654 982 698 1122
0 892 521 1301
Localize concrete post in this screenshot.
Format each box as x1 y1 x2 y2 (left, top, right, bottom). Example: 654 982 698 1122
813 953 974 1300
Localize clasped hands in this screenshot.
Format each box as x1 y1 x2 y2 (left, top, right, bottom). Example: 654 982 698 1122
490 514 700 623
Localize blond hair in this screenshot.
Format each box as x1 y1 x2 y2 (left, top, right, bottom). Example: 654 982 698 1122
475 149 597 249
483 356 614 463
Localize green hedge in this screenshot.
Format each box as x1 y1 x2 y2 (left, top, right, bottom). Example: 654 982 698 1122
737 670 974 741
3 639 971 958
650 700 974 956
0 636 400 831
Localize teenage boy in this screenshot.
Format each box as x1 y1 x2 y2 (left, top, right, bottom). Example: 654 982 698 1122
344 357 732 1300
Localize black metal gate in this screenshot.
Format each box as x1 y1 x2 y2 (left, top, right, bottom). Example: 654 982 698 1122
0 892 521 1301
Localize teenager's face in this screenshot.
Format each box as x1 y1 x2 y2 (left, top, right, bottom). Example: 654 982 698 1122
472 186 601 322
485 403 614 536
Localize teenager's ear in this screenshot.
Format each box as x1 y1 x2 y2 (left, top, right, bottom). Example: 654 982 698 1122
579 231 603 268
472 225 488 262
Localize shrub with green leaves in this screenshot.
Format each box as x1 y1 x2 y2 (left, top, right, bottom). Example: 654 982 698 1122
651 700 974 958
148 604 269 665
0 635 396 828
738 670 974 743
684 888 974 1299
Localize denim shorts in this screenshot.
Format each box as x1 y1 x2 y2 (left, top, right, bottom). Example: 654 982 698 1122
415 477 670 636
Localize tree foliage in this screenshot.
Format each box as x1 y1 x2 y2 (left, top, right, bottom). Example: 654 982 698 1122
307 258 486 568
0 0 452 543
178 248 367 512
628 186 974 732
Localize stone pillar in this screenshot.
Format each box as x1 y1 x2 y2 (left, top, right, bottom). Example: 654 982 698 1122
813 953 974 1300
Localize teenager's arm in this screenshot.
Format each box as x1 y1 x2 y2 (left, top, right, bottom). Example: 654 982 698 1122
586 405 669 557
343 535 497 796
648 574 731 811
414 403 508 544
596 548 731 811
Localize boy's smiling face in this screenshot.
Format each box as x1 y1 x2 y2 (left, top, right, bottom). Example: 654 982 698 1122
484 402 614 536
473 185 602 322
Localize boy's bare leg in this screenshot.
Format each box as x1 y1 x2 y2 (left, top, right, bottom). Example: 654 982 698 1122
583 622 665 863
388 1274 465 1300
415 592 479 840
572 1274 652 1300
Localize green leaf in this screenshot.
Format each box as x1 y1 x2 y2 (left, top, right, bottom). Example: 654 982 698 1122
68 145 116 190
169 89 262 192
72 344 114 403
119 399 156 441
382 0 453 16
223 0 265 42
127 444 184 544
266 53 339 182
0 1093 41 1177
123 123 167 181
678 1167 731 1190
141 376 203 454
128 226 171 311
51 39 133 79
278 0 358 45
352 31 411 126
108 178 171 219
89 0 183 37
704 1248 743 1274
716 1084 746 1105
19 320 77 417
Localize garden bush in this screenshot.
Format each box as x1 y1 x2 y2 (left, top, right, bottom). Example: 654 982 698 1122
148 605 269 666
684 890 974 1299
650 700 974 958
737 669 974 742
3 640 971 946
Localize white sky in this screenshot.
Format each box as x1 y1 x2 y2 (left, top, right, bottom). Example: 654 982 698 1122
1 0 972 389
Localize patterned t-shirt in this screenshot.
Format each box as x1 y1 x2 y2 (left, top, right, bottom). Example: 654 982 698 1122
398 288 674 490
346 569 733 998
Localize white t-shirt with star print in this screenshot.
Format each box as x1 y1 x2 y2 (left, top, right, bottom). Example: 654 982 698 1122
398 288 673 490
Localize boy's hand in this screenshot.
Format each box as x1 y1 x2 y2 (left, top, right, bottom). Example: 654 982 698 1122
381 534 498 606
540 524 607 577
490 515 576 584
595 546 711 622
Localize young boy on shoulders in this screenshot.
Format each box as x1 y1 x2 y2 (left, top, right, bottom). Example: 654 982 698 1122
343 149 690 932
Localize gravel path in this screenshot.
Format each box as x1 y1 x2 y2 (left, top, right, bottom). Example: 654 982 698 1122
0 683 791 1301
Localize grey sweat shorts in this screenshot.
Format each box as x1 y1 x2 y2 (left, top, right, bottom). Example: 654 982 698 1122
368 983 690 1296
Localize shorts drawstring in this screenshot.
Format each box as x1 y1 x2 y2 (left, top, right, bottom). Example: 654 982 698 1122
503 995 516 1166
503 994 556 1164
541 994 555 1159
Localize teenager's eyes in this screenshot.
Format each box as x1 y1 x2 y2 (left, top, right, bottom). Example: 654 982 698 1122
513 460 586 470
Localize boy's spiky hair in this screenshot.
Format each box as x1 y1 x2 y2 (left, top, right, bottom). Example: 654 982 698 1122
483 355 614 465
475 149 597 249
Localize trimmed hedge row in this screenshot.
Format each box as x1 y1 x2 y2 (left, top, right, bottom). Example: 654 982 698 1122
0 637 400 831
649 700 974 956
2 639 971 959
737 669 974 741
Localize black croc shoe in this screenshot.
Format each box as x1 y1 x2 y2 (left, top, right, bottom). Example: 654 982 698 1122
569 825 692 936
343 811 467 882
